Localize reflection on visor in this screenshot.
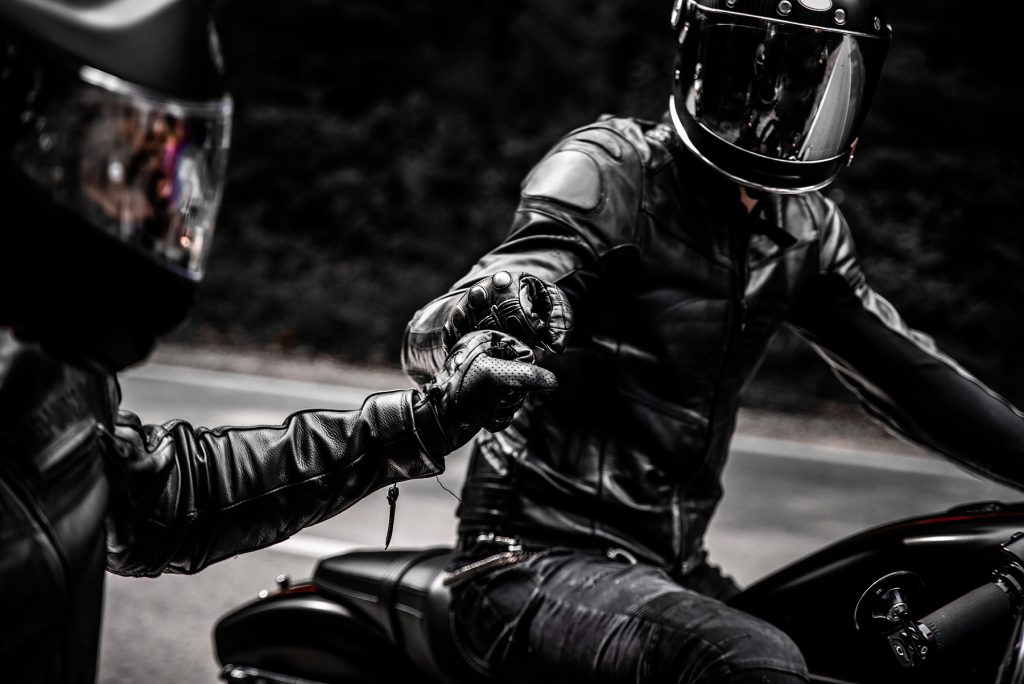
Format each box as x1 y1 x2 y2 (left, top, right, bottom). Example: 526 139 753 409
15 65 232 278
684 22 866 162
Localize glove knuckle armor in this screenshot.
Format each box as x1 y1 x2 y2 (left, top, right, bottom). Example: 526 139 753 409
451 304 468 328
522 149 604 213
468 285 489 308
492 271 513 290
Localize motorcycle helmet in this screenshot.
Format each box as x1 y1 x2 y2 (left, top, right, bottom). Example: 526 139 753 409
668 0 891 193
0 0 232 371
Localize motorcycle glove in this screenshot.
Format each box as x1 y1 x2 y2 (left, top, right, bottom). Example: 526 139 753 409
413 330 557 456
441 271 574 355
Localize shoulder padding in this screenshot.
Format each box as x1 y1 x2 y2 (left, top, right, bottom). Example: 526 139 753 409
522 150 603 212
521 117 650 215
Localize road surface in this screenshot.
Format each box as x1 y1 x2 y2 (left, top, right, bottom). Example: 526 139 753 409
97 363 1021 683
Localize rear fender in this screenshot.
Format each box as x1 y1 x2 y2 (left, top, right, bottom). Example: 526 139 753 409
213 586 418 684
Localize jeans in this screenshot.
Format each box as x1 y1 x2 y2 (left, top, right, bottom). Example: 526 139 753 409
451 548 808 684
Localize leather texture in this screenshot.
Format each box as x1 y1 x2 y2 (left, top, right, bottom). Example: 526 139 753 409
403 115 1024 576
427 271 574 362
420 330 558 450
0 332 443 682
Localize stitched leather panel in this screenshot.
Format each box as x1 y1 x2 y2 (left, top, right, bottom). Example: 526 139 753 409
522 150 603 212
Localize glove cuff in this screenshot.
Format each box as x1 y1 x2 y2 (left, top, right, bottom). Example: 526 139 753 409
411 390 454 458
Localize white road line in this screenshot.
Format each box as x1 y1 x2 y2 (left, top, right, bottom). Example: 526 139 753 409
124 364 996 481
123 363 408 407
269 535 368 559
730 435 984 479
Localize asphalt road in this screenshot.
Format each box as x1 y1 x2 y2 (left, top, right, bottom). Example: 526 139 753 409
97 364 1022 683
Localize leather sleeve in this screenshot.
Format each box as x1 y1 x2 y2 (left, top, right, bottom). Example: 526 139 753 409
401 119 649 383
789 197 1024 489
103 389 444 577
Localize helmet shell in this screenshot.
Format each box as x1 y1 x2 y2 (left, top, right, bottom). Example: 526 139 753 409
669 0 892 193
0 0 230 371
0 0 226 99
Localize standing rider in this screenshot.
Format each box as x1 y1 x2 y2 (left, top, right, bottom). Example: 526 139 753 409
0 1 554 682
402 1 1024 682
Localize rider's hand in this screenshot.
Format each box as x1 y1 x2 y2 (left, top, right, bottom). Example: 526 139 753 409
441 271 574 355
414 330 557 455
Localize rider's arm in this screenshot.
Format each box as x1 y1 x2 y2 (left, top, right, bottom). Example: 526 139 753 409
104 388 447 577
402 121 646 382
788 198 1024 489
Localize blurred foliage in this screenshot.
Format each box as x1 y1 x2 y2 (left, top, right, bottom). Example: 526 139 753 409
182 1 1024 410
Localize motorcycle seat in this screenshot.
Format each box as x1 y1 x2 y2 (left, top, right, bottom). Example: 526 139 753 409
314 546 494 684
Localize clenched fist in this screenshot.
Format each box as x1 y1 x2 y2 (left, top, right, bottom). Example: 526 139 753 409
442 271 574 355
414 330 557 454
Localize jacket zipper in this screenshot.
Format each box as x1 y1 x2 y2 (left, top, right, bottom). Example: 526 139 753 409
677 224 751 575
671 483 685 572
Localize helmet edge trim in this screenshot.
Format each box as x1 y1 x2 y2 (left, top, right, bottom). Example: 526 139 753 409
668 96 839 194
79 65 232 117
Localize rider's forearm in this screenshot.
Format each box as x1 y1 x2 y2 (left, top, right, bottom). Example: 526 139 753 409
791 273 1024 489
104 389 446 577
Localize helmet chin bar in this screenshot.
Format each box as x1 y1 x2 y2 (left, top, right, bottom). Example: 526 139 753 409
669 95 850 194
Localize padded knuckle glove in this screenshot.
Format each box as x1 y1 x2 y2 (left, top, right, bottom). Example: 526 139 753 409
442 271 574 355
416 330 557 454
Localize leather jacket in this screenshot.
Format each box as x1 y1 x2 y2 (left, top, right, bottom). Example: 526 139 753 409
403 116 1024 576
0 333 443 683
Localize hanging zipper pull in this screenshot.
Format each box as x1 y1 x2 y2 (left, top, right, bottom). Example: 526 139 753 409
384 484 400 549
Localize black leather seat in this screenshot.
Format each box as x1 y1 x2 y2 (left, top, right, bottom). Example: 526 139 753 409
314 547 493 684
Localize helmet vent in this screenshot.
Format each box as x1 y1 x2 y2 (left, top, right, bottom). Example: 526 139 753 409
798 0 833 10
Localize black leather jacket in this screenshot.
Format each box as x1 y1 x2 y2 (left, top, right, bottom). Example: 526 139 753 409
0 333 443 683
403 116 1024 575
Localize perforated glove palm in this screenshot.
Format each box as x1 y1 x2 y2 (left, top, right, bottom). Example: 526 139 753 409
441 271 574 355
414 330 557 455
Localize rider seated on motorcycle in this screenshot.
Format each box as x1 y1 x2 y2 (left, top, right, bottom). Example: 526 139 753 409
0 1 555 682
402 1 1024 682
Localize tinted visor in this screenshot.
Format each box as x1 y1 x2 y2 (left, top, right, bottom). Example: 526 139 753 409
14 65 232 279
679 12 887 163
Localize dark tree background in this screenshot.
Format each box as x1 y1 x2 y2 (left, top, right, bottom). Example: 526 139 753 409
183 1 1024 410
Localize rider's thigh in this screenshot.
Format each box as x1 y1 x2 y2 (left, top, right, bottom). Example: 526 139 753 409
636 589 807 683
450 549 807 684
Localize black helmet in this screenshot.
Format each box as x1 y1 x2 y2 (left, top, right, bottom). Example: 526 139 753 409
0 0 232 371
668 0 891 193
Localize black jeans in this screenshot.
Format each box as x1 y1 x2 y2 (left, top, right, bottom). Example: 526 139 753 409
451 549 808 684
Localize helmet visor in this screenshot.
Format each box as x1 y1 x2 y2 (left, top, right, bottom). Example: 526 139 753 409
679 14 886 163
14 65 232 279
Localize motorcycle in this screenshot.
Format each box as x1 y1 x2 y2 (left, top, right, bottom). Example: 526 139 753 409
213 499 1024 684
